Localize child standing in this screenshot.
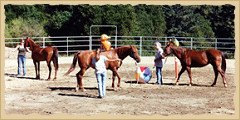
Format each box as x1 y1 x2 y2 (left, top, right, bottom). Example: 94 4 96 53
100 34 112 51
154 41 164 85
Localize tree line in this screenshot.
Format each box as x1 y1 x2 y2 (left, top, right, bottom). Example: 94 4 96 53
5 4 235 39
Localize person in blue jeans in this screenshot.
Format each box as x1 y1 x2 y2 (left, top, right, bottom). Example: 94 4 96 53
14 38 30 77
154 41 164 85
93 49 120 98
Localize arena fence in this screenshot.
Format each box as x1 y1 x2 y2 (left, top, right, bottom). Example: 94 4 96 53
5 36 235 58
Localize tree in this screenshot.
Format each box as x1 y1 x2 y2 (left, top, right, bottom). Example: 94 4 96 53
5 17 47 38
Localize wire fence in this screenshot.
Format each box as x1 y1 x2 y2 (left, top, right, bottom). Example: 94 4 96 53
5 36 235 58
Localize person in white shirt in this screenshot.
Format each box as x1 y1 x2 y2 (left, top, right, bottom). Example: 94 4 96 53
92 49 120 98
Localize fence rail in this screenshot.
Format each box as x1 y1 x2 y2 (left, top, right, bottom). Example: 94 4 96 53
5 36 235 58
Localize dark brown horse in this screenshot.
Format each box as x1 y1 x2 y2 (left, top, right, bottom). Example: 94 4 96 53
163 41 227 87
64 45 141 91
24 37 59 80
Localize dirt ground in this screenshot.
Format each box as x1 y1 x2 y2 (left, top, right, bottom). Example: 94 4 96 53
3 52 237 118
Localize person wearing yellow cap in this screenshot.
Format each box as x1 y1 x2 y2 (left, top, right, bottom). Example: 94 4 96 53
100 34 112 51
171 38 179 47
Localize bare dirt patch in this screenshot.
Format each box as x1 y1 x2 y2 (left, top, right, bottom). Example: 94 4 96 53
4 56 236 117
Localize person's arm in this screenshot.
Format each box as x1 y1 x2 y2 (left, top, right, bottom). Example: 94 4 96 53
106 58 121 62
13 45 19 52
25 47 31 52
160 49 165 59
95 49 101 61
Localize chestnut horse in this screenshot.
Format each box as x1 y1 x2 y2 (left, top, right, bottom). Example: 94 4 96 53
64 45 141 91
24 37 59 80
163 41 227 87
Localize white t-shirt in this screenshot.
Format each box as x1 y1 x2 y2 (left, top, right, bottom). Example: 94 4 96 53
92 55 108 73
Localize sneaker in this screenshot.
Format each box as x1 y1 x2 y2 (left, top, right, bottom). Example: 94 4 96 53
97 96 103 99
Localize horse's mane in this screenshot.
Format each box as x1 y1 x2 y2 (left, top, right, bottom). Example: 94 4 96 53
28 38 40 46
114 45 130 52
114 45 131 59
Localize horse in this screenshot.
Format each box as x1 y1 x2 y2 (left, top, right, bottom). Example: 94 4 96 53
24 37 59 80
64 45 141 92
163 41 227 87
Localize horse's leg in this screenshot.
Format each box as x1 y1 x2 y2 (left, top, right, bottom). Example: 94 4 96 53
46 61 52 80
176 67 186 85
33 61 39 79
112 68 121 90
36 62 40 79
116 72 121 88
217 66 227 87
111 71 116 89
53 60 58 80
212 59 227 87
76 68 87 92
211 65 218 87
52 51 58 80
186 66 192 86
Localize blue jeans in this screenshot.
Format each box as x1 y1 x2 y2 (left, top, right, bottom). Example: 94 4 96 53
156 67 163 85
18 55 26 76
95 71 107 97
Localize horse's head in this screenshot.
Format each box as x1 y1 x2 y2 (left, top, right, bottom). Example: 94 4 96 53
163 41 175 56
24 37 30 47
24 37 33 51
129 45 141 63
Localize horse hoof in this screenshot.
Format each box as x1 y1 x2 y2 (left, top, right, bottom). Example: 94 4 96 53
175 82 179 86
53 78 57 81
211 84 215 87
75 87 79 92
224 84 228 88
189 84 192 86
80 89 86 92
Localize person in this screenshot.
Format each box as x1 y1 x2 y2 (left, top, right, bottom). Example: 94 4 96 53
14 38 29 77
100 34 112 51
92 49 120 99
171 37 179 47
154 41 164 85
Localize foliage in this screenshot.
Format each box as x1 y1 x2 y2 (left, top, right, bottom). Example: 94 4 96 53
5 4 235 38
4 4 235 55
5 17 47 38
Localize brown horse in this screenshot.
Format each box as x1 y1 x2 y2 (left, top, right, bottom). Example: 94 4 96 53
24 37 59 80
163 41 227 87
64 45 141 91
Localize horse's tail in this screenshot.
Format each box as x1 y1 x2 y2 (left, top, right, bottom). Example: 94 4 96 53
64 51 80 76
221 52 226 73
53 47 59 70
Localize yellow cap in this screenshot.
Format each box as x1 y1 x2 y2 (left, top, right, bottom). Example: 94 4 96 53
100 34 111 41
173 39 179 47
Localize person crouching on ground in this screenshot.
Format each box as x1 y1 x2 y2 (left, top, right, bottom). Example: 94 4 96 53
93 49 121 99
154 41 164 85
